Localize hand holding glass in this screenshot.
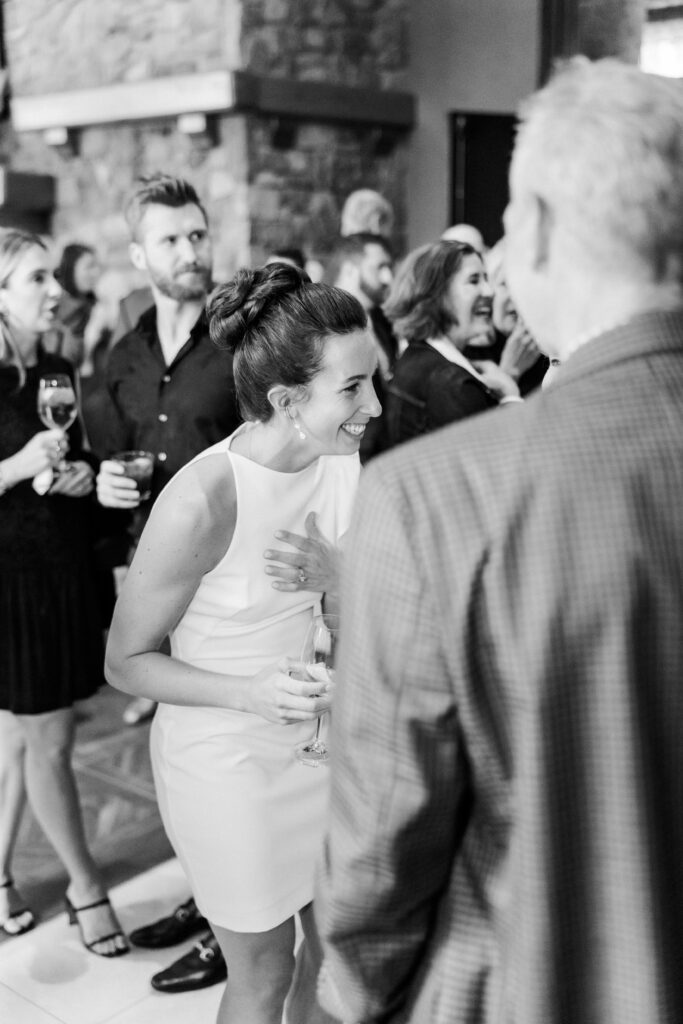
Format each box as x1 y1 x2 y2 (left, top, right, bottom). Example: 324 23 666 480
111 451 155 502
296 614 339 767
37 374 77 473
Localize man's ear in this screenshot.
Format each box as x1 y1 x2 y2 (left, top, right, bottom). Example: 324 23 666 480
129 241 147 273
530 193 554 272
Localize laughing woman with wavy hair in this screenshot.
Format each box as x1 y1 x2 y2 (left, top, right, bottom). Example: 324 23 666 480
383 239 521 448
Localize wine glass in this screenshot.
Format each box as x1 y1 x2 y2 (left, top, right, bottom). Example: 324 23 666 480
295 613 339 767
37 374 77 473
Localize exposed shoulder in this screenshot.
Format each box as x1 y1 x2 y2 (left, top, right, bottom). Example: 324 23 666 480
140 453 237 575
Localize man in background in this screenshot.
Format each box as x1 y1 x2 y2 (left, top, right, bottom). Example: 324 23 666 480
96 173 239 993
317 58 683 1024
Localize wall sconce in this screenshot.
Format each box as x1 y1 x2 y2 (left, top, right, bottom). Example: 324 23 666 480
42 126 80 156
176 112 218 147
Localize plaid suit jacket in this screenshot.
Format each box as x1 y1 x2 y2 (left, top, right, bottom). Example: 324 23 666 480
316 311 683 1024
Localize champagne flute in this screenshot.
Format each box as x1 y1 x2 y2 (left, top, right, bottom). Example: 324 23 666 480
37 374 77 473
295 613 339 767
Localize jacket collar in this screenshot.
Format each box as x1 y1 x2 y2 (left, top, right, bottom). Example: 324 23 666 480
547 309 683 391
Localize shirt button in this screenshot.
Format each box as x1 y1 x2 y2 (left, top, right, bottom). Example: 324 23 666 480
158 413 168 422
158 452 167 462
162 374 171 383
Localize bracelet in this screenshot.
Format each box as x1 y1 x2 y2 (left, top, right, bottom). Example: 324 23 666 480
0 462 10 496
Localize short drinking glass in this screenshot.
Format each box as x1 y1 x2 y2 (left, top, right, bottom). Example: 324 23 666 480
111 450 155 502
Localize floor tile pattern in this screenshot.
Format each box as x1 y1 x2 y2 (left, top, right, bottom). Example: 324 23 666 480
0 860 221 1024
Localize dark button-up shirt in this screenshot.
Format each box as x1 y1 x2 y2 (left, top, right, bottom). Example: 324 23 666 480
104 306 241 502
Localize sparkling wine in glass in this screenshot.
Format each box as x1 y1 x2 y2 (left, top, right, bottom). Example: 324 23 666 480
295 613 339 767
37 374 77 472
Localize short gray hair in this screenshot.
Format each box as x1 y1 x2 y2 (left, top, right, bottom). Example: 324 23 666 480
340 189 394 238
514 58 683 281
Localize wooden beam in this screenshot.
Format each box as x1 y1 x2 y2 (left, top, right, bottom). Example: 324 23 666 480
11 70 415 135
233 72 415 129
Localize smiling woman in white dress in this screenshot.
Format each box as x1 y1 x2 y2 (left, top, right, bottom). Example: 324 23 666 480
105 261 381 1024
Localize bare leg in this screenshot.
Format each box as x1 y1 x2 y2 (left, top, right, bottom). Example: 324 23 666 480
211 916 296 1024
19 707 126 955
0 712 31 927
285 902 336 1024
0 712 27 878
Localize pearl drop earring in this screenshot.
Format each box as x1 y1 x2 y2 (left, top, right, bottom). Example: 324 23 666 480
293 415 306 441
287 405 306 441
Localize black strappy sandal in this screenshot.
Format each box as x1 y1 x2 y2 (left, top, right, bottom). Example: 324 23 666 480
64 894 130 957
0 877 36 937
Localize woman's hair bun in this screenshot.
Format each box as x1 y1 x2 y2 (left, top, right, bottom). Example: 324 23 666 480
208 262 309 351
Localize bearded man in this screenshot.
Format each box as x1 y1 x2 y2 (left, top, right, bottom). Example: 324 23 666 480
94 178 239 987
97 174 240 514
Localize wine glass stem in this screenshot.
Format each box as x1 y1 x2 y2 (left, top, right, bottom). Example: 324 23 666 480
313 716 322 742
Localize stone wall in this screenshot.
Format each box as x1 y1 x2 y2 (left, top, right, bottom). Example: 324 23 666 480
248 117 408 265
3 0 241 93
8 115 251 286
2 0 410 284
241 0 408 88
242 0 410 262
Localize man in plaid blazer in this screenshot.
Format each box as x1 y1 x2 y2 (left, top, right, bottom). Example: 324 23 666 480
315 59 683 1024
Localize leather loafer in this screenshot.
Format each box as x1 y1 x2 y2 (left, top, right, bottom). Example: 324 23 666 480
151 933 227 994
129 897 208 949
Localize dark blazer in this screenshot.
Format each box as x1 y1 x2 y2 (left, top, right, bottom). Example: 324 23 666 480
385 339 498 449
317 311 683 1024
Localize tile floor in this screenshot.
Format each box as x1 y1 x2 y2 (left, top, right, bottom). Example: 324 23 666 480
0 858 222 1023
0 685 224 1021
0 685 303 1022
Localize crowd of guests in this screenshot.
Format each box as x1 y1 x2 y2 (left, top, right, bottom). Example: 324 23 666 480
0 166 547 1004
1 55 683 1024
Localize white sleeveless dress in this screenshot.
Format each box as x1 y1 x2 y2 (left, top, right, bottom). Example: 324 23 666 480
150 428 360 932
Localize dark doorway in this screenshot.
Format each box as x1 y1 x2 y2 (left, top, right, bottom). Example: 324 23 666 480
449 112 517 249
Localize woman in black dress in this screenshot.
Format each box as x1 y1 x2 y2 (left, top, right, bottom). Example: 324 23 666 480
0 229 127 956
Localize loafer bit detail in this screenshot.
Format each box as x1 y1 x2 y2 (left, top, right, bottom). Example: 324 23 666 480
129 897 209 949
151 934 227 994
